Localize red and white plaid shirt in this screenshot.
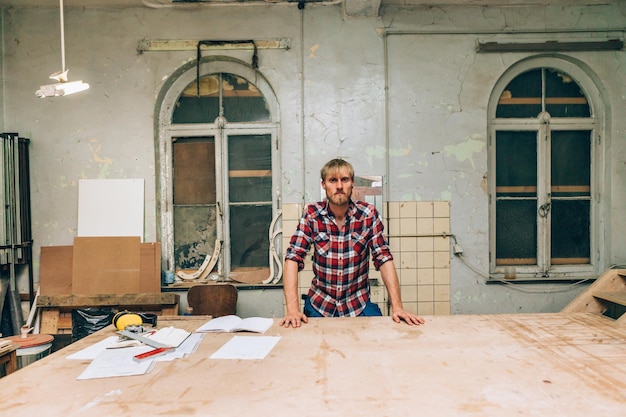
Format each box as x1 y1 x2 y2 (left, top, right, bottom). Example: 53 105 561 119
285 200 393 317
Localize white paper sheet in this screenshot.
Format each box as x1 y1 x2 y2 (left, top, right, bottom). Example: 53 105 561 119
68 333 203 364
76 346 156 380
210 336 281 360
155 333 204 361
67 336 119 360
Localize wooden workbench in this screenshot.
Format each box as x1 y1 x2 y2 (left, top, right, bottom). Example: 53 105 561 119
0 313 624 416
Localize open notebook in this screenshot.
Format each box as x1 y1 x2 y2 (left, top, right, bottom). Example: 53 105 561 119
196 315 274 334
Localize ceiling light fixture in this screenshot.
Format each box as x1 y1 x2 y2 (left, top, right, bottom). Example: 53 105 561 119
35 0 89 98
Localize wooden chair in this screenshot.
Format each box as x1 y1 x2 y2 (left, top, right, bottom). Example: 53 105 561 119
186 284 238 317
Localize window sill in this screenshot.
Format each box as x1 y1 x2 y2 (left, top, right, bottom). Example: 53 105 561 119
162 282 283 292
486 276 597 284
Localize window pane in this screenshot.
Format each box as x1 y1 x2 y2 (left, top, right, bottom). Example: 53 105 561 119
545 69 590 117
173 75 220 124
495 131 538 265
228 135 271 170
496 200 537 264
228 133 273 270
228 134 272 203
551 200 590 263
172 74 270 124
173 205 218 269
229 177 272 203
496 69 542 118
496 131 537 197
222 74 270 122
230 204 272 269
551 130 591 197
173 137 216 205
173 96 220 124
550 130 591 265
223 97 270 123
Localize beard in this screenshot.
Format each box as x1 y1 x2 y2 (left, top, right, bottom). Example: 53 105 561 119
328 191 350 206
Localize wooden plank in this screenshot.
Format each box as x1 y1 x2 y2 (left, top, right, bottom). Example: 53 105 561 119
593 291 626 307
140 242 161 293
39 246 73 296
496 257 536 265
161 306 179 316
57 315 73 331
229 267 270 284
498 97 588 105
551 257 590 264
562 269 626 313
39 309 60 334
173 139 216 205
37 293 179 308
137 38 290 52
228 169 272 177
495 185 537 193
37 293 180 335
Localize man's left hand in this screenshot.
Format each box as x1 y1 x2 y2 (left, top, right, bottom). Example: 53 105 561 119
392 309 426 325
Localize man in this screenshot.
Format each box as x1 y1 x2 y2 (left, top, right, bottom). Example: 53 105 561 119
279 158 425 328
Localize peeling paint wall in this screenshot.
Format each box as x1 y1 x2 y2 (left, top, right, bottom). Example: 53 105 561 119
1 2 625 314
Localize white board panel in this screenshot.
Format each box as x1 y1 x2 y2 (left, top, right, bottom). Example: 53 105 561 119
77 179 144 241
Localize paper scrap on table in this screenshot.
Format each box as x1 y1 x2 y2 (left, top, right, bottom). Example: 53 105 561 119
210 336 281 360
76 346 156 380
67 336 119 360
67 333 204 362
155 333 204 361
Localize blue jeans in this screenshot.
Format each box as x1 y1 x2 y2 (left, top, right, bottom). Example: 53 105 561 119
304 296 382 317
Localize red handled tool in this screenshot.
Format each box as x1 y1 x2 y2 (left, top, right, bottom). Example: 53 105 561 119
133 347 174 362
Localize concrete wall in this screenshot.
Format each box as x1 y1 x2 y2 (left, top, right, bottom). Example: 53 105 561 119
1 2 625 315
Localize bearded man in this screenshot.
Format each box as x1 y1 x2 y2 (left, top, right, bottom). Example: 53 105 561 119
280 158 425 328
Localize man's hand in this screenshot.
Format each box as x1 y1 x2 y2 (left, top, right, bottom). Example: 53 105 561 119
279 311 309 328
392 309 426 325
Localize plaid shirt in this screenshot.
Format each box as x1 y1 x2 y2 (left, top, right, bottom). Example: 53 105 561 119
285 200 393 317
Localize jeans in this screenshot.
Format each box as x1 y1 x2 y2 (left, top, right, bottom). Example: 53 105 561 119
303 296 382 317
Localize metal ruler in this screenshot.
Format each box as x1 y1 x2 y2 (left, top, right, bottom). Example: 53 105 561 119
117 330 169 349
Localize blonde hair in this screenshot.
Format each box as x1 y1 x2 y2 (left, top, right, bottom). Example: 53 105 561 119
320 158 354 181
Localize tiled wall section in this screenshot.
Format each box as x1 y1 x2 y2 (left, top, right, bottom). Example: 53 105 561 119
281 201 451 316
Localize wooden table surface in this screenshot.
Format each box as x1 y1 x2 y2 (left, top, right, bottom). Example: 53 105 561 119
0 313 624 416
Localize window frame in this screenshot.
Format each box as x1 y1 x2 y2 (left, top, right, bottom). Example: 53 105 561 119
156 58 280 279
487 56 605 281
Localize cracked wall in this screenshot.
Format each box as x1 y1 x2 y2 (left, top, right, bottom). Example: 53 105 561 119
1 2 625 314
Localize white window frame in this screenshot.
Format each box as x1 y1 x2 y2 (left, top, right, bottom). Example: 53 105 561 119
487 56 605 280
156 58 280 278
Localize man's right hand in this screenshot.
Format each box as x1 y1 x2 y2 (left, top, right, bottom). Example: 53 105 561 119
279 311 308 328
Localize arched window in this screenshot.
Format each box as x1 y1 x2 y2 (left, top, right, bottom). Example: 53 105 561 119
488 57 604 280
157 59 280 280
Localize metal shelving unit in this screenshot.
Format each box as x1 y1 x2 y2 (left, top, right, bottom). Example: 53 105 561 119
1 133 33 336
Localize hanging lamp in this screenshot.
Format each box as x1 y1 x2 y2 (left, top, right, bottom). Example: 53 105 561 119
35 0 89 98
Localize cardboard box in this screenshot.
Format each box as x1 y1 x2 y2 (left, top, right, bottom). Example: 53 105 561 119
40 238 161 296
